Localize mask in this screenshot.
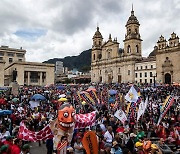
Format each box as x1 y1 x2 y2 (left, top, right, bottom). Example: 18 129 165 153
58 104 75 131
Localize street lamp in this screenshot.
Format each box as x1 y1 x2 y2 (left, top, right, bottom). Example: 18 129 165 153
153 73 157 87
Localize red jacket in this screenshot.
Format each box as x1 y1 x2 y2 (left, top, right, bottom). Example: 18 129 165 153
11 144 20 154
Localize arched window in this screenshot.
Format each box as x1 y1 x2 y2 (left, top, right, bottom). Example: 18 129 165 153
136 45 139 53
127 45 131 53
128 29 131 34
108 52 111 58
118 68 120 73
99 41 101 45
93 54 95 60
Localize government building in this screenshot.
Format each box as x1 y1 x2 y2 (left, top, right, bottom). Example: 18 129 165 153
0 46 54 86
91 8 180 84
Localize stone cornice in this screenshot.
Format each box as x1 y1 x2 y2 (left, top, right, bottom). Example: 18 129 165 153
5 61 54 70
156 46 180 55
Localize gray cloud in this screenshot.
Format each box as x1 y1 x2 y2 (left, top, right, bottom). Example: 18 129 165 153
0 0 179 62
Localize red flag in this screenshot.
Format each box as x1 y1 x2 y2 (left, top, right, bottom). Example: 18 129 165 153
18 122 53 142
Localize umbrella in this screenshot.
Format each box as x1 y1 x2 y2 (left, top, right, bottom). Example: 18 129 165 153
44 90 50 93
12 98 19 103
0 87 8 91
59 94 66 98
108 97 115 103
31 94 46 101
109 89 117 95
57 86 65 90
0 98 7 105
58 98 68 102
0 110 12 116
86 86 97 92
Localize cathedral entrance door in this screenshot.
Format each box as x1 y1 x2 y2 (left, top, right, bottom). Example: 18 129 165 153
165 73 171 84
108 74 112 83
118 75 121 83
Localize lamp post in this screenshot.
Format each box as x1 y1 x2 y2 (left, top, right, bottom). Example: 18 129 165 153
153 73 157 87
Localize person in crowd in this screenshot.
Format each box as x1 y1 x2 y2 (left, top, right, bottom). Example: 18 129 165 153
21 144 30 154
46 138 53 154
111 141 123 154
11 138 22 154
126 133 137 153
104 126 114 147
0 144 9 154
74 136 84 154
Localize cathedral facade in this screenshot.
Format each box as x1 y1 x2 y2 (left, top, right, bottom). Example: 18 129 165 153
91 9 180 84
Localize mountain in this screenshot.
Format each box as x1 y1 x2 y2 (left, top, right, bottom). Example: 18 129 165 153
43 49 91 72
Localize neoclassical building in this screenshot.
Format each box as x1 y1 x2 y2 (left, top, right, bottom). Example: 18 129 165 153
0 46 55 86
91 8 180 84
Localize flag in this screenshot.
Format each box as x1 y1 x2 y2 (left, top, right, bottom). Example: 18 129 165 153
114 109 127 124
57 141 68 154
74 111 96 129
157 95 175 126
126 102 137 119
113 93 121 110
125 86 139 103
18 122 53 142
137 97 148 121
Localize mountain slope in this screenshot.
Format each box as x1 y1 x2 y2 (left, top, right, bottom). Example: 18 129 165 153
43 49 91 72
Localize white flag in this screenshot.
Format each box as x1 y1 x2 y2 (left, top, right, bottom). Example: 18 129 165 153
114 109 127 124
125 86 139 103
137 97 148 121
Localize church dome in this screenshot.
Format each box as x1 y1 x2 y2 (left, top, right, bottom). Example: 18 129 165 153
126 10 139 26
93 27 103 39
148 46 158 57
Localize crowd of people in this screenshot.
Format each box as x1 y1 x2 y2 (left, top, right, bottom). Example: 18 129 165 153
0 83 179 154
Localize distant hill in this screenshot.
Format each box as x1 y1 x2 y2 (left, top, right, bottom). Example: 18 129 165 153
43 49 91 72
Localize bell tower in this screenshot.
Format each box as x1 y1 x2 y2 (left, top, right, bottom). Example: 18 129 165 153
123 6 142 59
92 26 103 63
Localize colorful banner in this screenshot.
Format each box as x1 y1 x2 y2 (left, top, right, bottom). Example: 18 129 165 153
73 92 82 105
74 111 96 129
88 90 98 104
80 92 95 105
82 131 98 154
18 122 53 142
157 95 175 126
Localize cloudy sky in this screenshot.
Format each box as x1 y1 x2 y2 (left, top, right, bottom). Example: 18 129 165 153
0 0 179 62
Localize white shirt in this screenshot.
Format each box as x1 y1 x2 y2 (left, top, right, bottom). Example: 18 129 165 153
104 131 114 143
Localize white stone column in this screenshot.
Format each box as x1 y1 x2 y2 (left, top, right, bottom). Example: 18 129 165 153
39 72 42 86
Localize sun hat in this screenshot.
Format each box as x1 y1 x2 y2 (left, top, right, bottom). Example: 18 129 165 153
130 133 137 137
135 142 143 147
112 141 119 147
151 144 158 150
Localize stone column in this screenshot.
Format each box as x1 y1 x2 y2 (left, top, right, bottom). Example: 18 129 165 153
27 72 30 85
39 72 42 86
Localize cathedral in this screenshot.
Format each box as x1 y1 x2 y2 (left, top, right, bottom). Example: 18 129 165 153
91 8 180 84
